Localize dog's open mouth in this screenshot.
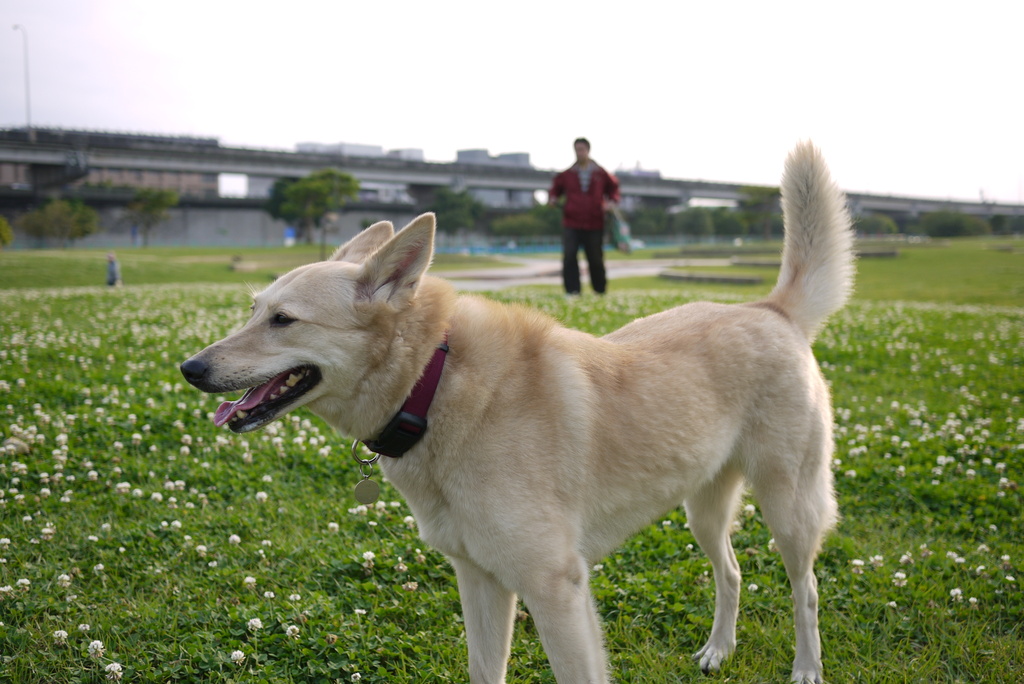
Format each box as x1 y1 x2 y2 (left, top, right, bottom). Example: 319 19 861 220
213 366 322 433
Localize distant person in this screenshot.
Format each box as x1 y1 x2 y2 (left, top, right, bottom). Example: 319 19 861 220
548 137 620 295
106 252 121 287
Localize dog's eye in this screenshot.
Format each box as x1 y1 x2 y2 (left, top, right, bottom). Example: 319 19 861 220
271 313 295 327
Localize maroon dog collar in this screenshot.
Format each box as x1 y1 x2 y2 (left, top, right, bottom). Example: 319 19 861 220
362 336 449 458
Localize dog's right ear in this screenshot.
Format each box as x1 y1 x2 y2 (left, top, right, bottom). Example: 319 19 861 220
330 220 395 263
355 213 435 308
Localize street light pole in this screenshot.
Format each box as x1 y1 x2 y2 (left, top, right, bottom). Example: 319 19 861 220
12 24 33 142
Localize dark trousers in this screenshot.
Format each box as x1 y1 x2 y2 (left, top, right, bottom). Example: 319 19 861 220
562 228 606 294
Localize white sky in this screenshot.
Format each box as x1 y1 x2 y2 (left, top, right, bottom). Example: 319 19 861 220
2 0 1022 202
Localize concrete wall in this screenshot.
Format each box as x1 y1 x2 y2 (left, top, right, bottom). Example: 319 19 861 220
6 205 423 249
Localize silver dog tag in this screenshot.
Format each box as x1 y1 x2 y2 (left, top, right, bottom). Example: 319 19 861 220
354 478 380 505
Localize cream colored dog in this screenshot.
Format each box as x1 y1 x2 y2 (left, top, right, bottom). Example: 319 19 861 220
182 142 854 683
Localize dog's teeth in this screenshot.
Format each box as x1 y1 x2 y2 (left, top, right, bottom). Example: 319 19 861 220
278 385 289 394
236 410 248 419
286 373 301 387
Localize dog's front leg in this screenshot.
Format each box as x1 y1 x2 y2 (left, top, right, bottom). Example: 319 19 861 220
450 556 517 684
520 553 609 684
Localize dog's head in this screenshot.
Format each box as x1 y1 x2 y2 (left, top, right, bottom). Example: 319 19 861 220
180 213 438 435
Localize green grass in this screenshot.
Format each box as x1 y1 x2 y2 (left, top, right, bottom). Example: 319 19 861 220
0 247 514 290
0 240 1022 682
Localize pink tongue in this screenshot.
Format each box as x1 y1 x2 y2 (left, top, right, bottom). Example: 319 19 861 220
213 371 291 427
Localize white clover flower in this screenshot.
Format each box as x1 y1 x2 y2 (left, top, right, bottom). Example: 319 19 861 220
78 623 90 632
747 583 758 592
403 515 416 529
285 624 300 638
88 639 105 657
16 578 30 591
289 593 301 601
195 545 207 557
255 491 268 503
362 551 375 562
93 564 104 574
57 573 71 588
263 591 275 599
402 581 419 592
104 662 123 681
869 555 884 568
247 617 263 631
352 674 362 682
230 650 245 665
243 576 256 588
229 534 241 545
950 587 963 601
892 572 907 587
886 601 898 608
850 559 865 574
354 608 367 616
53 629 68 643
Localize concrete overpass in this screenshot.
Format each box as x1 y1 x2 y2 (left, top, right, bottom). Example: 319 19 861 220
1 129 1022 222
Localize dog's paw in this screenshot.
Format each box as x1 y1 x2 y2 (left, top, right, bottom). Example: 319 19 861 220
790 667 823 683
693 640 734 674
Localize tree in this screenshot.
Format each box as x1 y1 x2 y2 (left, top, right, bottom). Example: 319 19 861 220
739 185 781 240
490 205 562 238
280 169 359 243
855 214 899 235
17 199 100 247
711 207 747 237
124 188 179 247
0 215 12 249
627 207 670 236
426 188 487 233
671 207 714 237
920 211 991 238
265 177 299 223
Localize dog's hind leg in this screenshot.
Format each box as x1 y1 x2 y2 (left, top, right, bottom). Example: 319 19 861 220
450 557 517 684
685 465 745 674
518 551 609 684
751 447 836 684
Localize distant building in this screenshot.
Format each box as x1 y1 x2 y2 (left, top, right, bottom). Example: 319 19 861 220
456 149 532 168
296 142 425 162
296 142 385 157
387 148 425 162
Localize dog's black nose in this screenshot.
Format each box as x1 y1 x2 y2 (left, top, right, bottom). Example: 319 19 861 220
180 358 208 384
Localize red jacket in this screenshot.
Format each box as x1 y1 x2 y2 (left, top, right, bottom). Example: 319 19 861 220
549 163 620 230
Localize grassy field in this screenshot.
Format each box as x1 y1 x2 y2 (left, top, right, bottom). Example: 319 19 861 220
0 239 1022 682
0 246 513 290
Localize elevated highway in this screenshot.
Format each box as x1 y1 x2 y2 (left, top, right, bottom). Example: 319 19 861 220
1 132 1022 222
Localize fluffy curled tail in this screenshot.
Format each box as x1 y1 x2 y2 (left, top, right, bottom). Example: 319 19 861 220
764 142 855 342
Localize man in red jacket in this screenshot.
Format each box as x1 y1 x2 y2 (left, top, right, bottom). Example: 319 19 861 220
548 137 621 295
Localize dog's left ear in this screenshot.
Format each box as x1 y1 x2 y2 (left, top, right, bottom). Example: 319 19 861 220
330 220 395 263
355 213 435 308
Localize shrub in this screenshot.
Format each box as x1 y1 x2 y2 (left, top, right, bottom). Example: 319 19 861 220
920 211 991 237
671 207 714 237
855 214 899 235
0 215 12 249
